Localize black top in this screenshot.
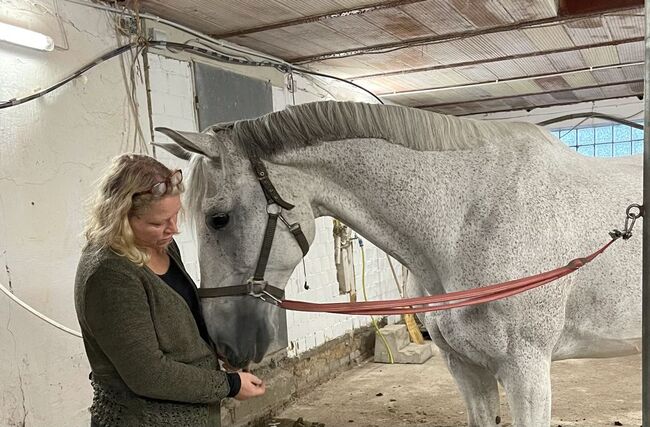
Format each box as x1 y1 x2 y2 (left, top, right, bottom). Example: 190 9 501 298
158 257 212 344
158 254 241 398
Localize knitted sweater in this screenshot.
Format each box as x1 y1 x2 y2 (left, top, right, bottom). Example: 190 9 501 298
74 241 230 426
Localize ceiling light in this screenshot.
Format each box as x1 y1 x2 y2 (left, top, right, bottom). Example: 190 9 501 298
0 22 54 51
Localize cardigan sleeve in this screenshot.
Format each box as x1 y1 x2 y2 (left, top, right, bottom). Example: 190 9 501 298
83 265 232 403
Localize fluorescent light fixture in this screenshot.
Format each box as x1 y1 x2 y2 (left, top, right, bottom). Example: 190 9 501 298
0 22 54 51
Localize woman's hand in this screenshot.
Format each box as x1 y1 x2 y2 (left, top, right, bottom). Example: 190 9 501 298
234 372 266 400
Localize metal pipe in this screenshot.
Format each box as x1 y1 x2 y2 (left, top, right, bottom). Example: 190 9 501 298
642 1 650 425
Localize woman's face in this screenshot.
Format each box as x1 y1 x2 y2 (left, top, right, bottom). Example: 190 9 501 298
129 195 182 251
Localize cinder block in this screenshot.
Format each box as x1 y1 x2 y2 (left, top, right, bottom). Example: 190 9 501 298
373 324 409 363
374 324 433 364
393 342 433 364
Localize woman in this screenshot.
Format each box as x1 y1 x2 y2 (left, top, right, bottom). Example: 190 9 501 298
74 154 265 426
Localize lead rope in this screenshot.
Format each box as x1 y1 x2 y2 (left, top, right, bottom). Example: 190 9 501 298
278 204 643 315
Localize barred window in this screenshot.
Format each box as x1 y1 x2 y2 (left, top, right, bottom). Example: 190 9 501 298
550 122 643 157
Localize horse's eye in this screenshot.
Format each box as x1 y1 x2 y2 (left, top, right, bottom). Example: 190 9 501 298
207 213 230 230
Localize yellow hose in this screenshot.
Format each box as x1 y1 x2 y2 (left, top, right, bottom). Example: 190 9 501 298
360 242 394 364
386 255 424 345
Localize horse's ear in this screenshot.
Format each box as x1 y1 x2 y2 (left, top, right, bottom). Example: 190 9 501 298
152 142 193 161
154 127 220 159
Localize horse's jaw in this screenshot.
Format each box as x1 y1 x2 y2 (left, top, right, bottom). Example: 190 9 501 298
202 295 280 368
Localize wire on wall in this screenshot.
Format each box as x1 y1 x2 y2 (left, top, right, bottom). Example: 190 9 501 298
112 12 149 153
2 0 384 110
0 280 82 338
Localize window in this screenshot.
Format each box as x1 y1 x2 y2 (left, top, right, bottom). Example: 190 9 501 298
551 122 643 157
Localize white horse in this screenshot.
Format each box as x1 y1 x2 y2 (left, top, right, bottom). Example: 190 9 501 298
156 101 642 426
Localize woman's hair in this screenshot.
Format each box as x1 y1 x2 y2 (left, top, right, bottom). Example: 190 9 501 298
84 154 184 265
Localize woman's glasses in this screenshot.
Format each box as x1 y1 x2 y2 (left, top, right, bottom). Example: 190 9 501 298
133 170 183 198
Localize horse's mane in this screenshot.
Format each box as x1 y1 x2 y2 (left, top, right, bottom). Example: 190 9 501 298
186 101 555 217
220 101 549 158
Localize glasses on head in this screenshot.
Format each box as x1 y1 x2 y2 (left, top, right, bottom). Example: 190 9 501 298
133 169 183 198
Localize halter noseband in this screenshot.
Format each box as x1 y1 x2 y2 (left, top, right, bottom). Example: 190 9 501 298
197 156 309 303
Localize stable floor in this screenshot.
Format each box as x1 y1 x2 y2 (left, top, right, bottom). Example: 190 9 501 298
273 349 641 427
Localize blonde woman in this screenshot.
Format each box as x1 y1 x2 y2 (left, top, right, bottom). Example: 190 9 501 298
75 154 265 427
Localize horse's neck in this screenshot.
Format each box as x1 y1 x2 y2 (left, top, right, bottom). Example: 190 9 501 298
269 135 631 295
274 138 482 294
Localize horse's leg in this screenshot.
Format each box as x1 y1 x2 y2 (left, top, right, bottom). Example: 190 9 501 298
497 355 552 427
423 313 500 425
443 350 501 426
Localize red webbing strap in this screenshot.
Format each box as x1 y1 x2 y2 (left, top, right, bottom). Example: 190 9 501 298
278 239 617 315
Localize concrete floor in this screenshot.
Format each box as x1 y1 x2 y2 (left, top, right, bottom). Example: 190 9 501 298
272 349 641 427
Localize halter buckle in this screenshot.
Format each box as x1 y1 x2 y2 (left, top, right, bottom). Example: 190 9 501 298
246 279 268 297
245 279 282 305
266 203 281 215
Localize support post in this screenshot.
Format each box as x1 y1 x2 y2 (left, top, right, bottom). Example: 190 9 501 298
642 1 650 425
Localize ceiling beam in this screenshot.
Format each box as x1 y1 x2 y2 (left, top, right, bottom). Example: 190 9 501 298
210 0 426 39
290 5 641 64
415 78 644 110
350 37 643 81
559 0 643 16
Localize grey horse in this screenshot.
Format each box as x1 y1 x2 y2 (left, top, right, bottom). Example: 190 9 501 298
157 101 642 426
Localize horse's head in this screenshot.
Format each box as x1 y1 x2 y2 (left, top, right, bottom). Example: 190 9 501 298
155 126 316 368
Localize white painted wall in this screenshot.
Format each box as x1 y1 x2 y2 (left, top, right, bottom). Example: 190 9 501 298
0 1 152 426
0 3 398 426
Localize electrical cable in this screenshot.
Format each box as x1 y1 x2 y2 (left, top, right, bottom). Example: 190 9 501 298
151 42 382 102
292 67 383 104
1 39 384 110
53 0 70 51
558 117 589 140
0 280 82 338
537 112 643 130
62 0 295 66
0 42 137 109
1 0 383 109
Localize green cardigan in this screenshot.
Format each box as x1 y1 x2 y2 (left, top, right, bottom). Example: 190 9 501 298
74 241 230 426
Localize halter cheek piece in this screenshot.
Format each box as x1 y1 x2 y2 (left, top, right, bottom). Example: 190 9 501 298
197 156 310 304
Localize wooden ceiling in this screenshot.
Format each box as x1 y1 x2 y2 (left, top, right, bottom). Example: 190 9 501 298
134 0 645 116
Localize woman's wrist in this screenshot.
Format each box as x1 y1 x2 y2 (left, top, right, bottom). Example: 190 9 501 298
226 372 241 397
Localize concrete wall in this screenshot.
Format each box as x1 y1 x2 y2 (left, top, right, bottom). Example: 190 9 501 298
0 2 398 426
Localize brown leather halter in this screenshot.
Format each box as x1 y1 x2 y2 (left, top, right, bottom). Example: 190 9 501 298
197 156 309 303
